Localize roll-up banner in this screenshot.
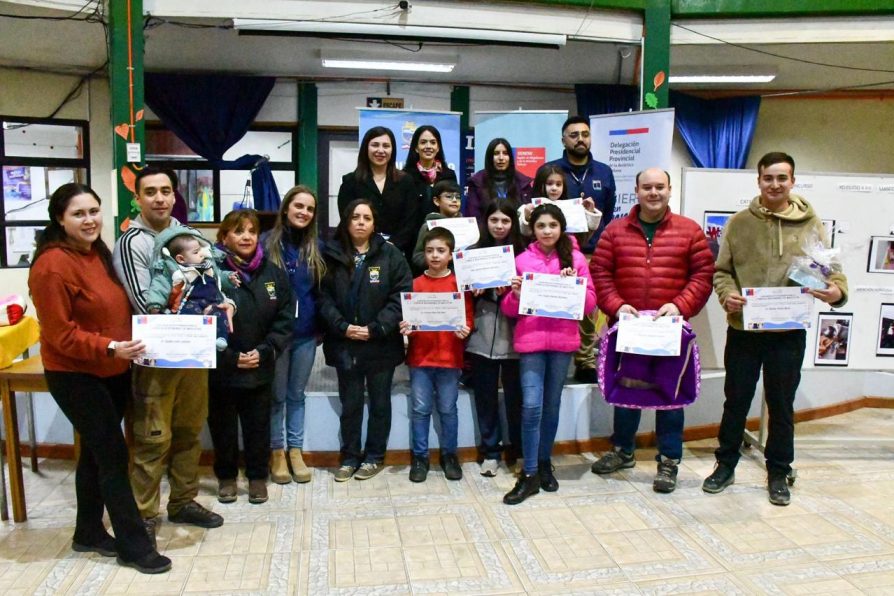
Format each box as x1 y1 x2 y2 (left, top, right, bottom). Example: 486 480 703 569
589 108 675 219
473 110 568 177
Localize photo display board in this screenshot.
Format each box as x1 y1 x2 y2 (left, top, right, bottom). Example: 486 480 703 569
681 168 894 370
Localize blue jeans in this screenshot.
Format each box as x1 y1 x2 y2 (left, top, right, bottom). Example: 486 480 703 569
410 367 460 458
519 351 573 474
271 336 316 450
612 406 684 461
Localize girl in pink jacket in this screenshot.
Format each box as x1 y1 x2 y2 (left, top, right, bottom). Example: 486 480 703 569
500 203 596 504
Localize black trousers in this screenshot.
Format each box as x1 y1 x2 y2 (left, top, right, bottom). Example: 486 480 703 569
44 370 154 560
207 382 272 480
716 327 806 476
469 354 522 461
336 365 395 466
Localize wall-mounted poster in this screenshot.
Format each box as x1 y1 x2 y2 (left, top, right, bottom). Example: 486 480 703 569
814 312 852 366
2 165 31 201
821 219 835 248
867 236 894 274
878 303 894 357
703 211 734 259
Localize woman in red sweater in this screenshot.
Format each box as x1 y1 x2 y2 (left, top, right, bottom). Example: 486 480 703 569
28 183 171 574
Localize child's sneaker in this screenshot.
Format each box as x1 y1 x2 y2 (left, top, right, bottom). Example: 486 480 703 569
354 461 384 481
480 459 499 477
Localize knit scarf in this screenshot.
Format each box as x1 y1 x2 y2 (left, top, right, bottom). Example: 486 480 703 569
416 160 442 184
216 242 264 282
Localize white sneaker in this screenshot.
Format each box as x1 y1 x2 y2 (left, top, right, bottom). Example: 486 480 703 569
480 459 499 477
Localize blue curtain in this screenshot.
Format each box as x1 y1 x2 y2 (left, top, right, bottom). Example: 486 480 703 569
670 92 761 169
144 73 281 211
575 84 639 116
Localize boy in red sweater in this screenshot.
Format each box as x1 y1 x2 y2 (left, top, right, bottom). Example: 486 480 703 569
400 227 474 482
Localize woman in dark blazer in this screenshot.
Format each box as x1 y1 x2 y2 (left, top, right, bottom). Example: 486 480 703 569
402 124 458 228
337 126 417 259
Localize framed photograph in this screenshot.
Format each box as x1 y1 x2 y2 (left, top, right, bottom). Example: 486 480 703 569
814 312 852 366
821 219 835 248
703 211 734 259
878 303 894 357
867 236 894 274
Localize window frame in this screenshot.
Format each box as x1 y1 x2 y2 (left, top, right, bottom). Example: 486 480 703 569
0 114 91 268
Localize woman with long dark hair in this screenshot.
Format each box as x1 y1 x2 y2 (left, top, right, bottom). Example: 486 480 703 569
402 125 458 227
265 185 326 485
337 126 418 257
28 183 171 574
318 199 412 482
466 137 533 225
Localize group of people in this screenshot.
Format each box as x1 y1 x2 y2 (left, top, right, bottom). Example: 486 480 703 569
29 104 847 575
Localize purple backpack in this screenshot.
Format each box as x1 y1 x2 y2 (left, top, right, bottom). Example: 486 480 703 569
597 314 701 410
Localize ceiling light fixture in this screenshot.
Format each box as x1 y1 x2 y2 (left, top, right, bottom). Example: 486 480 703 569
669 74 776 84
321 57 456 73
233 19 566 49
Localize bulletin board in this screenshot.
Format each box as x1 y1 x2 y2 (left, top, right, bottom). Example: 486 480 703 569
681 167 894 371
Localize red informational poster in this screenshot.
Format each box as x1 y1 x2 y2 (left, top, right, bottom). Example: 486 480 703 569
514 147 545 179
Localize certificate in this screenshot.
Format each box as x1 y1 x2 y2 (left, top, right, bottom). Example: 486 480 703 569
427 217 480 250
453 245 516 291
132 314 217 368
518 272 587 320
531 197 588 233
615 313 683 356
742 286 814 330
401 292 467 331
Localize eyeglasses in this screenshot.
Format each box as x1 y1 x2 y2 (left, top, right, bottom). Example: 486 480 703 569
439 193 461 201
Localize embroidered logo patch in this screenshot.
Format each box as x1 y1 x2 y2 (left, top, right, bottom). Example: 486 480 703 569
265 281 277 300
369 266 381 283
592 180 602 191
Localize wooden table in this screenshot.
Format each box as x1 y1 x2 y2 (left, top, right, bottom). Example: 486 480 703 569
0 355 47 522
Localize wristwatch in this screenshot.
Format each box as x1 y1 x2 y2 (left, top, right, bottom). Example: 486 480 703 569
107 341 118 357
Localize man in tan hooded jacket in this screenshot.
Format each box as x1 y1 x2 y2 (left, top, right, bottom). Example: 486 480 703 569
703 152 848 506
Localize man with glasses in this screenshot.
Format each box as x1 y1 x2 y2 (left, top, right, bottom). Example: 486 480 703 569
546 115 616 383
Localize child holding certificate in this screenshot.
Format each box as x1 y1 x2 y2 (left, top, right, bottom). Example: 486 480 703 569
500 203 596 505
518 165 602 237
467 202 526 477
411 179 463 274
400 227 474 482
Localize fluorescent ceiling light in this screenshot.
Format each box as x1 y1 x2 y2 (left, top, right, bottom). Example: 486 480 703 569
322 58 455 73
669 74 776 84
233 19 566 48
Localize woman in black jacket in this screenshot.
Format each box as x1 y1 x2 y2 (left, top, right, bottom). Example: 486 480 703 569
337 126 417 259
402 125 458 229
209 209 294 505
318 199 412 482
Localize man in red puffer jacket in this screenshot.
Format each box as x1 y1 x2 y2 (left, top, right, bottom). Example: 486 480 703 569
589 167 714 493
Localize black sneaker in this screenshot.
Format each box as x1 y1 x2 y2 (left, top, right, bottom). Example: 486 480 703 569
591 449 635 474
768 474 791 506
702 463 735 494
573 367 598 384
503 471 540 505
168 501 224 528
539 460 558 492
441 453 462 481
409 455 429 483
117 551 172 574
653 458 679 494
72 534 117 557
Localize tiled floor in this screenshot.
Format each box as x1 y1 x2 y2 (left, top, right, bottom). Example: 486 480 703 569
2 408 894 594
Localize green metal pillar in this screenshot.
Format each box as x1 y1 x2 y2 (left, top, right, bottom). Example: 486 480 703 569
108 0 145 234
642 0 671 109
450 86 470 131
297 82 318 191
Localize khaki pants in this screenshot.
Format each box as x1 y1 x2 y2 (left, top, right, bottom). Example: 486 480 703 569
130 366 208 518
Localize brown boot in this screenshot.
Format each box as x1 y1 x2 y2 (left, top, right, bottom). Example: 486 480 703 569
288 448 312 483
270 450 291 484
248 479 268 504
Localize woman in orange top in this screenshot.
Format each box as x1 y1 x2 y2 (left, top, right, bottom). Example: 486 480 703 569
28 183 171 574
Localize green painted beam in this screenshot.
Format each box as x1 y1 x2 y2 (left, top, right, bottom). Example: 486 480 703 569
108 0 144 235
642 0 670 109
297 82 318 193
671 0 894 18
450 86 470 131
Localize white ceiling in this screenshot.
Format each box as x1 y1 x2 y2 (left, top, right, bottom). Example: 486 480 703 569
1 0 893 92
